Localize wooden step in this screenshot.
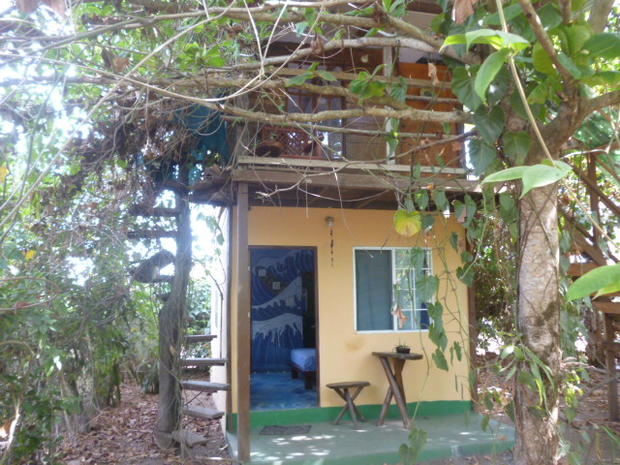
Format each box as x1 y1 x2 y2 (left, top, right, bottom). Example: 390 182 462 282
595 302 620 316
172 429 208 448
185 334 217 344
181 380 230 392
568 262 599 277
183 405 225 421
181 358 227 367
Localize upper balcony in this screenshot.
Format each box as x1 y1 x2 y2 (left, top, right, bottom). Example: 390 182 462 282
236 45 468 188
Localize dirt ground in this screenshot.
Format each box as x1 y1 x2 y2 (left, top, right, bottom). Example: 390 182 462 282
57 360 620 465
58 383 231 465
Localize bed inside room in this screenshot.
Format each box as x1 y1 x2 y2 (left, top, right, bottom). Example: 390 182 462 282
250 247 318 411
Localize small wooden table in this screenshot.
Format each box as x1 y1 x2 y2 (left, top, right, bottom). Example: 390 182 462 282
326 381 370 426
372 351 423 428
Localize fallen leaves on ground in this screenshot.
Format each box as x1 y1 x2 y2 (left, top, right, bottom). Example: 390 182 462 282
58 382 230 465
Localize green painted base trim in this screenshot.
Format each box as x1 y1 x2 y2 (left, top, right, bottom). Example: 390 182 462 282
228 400 471 431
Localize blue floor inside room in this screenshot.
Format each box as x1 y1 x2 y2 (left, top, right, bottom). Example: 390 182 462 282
251 371 318 410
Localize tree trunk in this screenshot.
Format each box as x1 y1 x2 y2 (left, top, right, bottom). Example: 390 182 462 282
155 189 192 448
514 183 562 465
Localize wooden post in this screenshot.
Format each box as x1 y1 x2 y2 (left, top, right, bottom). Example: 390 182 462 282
604 314 619 421
235 183 251 463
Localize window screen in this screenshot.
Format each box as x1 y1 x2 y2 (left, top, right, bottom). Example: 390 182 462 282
355 248 433 331
355 249 392 331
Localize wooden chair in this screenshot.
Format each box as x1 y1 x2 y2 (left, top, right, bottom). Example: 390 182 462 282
326 381 370 426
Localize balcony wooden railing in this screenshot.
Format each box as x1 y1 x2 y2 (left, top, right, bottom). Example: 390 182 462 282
250 62 465 173
257 125 325 159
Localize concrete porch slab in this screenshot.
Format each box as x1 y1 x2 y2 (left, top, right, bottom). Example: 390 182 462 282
228 413 514 465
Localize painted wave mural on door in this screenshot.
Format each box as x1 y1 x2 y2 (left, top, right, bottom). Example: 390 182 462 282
251 248 314 372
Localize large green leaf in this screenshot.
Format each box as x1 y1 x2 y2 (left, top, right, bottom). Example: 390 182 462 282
520 161 571 197
393 209 422 237
465 29 530 51
483 161 571 197
451 67 483 110
442 33 466 48
565 23 593 56
566 264 620 300
532 42 556 75
538 3 563 30
583 33 620 60
349 70 387 101
482 166 529 183
527 83 549 104
432 349 449 371
417 274 439 302
286 72 314 87
469 139 497 175
484 4 524 26
503 131 532 164
582 71 620 87
557 52 584 79
474 49 510 104
473 106 505 143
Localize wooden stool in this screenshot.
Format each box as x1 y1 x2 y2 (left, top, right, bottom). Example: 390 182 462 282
326 381 370 425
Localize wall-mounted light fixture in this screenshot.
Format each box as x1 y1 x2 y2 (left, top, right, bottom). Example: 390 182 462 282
325 216 335 266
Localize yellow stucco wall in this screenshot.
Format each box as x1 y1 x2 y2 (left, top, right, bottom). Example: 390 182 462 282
228 206 471 412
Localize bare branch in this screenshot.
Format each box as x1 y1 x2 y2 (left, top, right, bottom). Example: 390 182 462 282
384 15 479 64
517 0 574 83
232 36 438 71
219 102 469 125
589 0 615 33
35 1 474 65
559 0 571 24
584 89 620 114
222 117 455 139
126 0 373 14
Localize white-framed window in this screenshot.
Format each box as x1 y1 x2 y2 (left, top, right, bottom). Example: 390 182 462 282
354 247 432 332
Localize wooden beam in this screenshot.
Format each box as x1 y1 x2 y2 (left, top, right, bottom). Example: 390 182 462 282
567 262 599 277
232 168 480 193
573 232 607 266
235 183 251 463
574 164 620 219
237 155 467 175
595 301 620 315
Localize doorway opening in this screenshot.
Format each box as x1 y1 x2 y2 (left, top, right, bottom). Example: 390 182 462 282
250 247 318 410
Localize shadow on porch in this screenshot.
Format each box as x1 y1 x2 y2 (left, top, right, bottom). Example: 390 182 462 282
228 412 514 465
